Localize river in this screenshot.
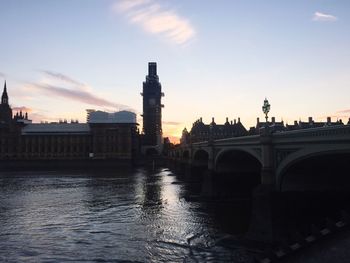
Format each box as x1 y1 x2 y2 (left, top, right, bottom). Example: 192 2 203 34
0 168 254 262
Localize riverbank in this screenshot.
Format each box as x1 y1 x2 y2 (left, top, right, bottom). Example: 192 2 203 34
0 159 134 171
0 156 169 171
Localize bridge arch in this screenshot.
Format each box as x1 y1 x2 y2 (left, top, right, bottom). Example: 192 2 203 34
277 147 350 191
192 149 210 168
214 148 262 195
214 147 262 171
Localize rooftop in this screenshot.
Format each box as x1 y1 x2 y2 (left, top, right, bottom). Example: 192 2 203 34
22 123 90 135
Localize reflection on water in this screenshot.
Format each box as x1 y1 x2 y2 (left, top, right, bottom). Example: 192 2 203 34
0 168 251 262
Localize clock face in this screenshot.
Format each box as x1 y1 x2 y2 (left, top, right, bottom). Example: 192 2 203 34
149 98 156 106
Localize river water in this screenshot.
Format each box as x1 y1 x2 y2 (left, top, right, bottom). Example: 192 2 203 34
0 168 253 262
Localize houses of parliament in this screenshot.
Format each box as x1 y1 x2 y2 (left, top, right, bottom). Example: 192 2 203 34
0 63 165 162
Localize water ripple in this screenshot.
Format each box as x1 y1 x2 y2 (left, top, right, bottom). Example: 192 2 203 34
0 169 248 262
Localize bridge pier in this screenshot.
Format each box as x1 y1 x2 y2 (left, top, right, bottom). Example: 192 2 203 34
246 130 288 242
260 131 275 185
201 169 215 197
247 184 287 243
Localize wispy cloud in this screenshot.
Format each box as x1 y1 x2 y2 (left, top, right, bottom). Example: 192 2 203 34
28 82 132 111
21 70 135 112
12 106 57 123
41 70 85 87
313 11 338 22
116 0 151 12
12 106 33 113
337 109 350 114
316 109 350 123
113 0 196 45
163 121 182 126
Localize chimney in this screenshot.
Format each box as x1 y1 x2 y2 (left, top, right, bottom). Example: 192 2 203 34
308 117 313 124
234 119 236 124
226 117 229 123
238 117 240 123
200 117 202 122
294 120 298 125
230 121 233 125
257 117 260 124
271 117 275 123
327 117 331 123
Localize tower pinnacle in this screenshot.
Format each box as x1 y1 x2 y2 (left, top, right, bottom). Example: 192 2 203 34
1 81 8 104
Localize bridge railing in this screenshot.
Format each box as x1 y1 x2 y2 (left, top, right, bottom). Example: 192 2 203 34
272 124 350 139
192 135 260 147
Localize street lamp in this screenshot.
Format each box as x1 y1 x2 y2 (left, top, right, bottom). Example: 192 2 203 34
262 98 271 123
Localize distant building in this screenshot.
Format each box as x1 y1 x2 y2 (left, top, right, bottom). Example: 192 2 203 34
0 82 139 161
249 116 346 134
286 117 343 130
181 117 248 144
141 62 164 154
87 110 136 123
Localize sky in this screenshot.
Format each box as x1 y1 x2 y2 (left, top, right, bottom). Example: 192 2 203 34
1 0 350 143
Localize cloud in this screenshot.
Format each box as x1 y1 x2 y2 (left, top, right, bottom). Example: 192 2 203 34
12 106 33 113
22 70 136 112
12 106 56 122
41 70 85 87
0 72 5 78
28 82 132 111
337 109 350 114
313 11 337 22
116 0 151 12
113 0 196 45
163 121 182 126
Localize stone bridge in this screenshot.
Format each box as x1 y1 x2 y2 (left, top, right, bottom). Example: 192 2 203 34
169 125 350 191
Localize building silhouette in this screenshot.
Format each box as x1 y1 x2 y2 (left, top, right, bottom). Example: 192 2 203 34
0 81 12 125
181 115 349 145
0 82 138 161
181 117 248 144
141 62 164 153
248 116 346 134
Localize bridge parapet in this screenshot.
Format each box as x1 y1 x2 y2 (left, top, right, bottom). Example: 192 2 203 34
272 125 350 141
192 135 260 147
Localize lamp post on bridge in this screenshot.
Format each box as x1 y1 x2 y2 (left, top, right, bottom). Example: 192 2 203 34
262 98 271 124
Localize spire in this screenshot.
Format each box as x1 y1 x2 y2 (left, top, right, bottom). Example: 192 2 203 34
1 80 8 104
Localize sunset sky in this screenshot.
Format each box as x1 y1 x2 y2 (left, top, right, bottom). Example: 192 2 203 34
1 0 350 143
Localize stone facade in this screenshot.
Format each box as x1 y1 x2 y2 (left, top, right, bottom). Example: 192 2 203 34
0 82 139 161
181 117 248 144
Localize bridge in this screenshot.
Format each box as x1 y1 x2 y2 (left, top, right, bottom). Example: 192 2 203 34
169 124 350 192
168 124 350 242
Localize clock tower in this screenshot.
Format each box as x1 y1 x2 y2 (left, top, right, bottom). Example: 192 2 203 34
141 62 164 149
